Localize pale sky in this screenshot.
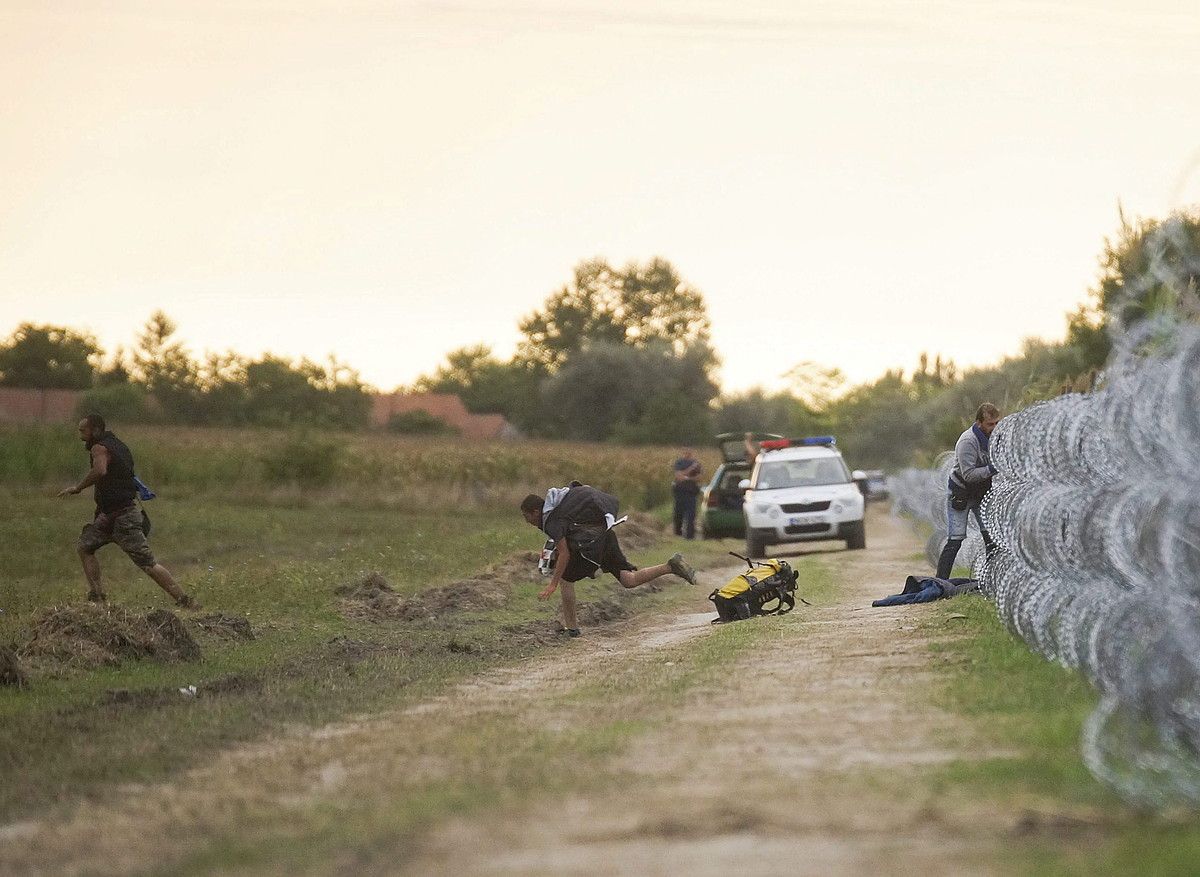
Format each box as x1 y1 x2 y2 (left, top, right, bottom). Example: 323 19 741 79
3 0 1199 393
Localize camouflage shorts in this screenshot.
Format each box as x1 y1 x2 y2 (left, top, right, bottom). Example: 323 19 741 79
78 507 156 569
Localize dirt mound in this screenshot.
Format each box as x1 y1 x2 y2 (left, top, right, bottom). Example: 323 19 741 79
576 597 630 625
192 613 255 641
19 604 201 675
0 644 28 688
619 513 668 552
502 596 632 646
335 572 406 621
501 618 564 646
338 554 539 623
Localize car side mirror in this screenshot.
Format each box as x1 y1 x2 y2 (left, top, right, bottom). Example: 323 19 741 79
851 469 867 481
737 478 751 491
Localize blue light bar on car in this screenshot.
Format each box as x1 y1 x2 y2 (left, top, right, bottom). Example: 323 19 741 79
759 436 837 450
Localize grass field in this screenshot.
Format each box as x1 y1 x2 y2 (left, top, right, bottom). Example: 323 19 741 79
11 423 1199 874
0 423 721 510
0 426 734 826
919 594 1200 875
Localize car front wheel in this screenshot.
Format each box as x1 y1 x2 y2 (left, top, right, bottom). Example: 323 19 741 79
746 534 768 558
844 520 866 551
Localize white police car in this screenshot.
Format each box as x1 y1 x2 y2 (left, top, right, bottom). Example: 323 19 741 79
739 436 866 556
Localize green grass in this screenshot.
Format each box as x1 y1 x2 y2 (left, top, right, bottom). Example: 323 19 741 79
920 594 1200 875
0 479 740 824
0 423 721 511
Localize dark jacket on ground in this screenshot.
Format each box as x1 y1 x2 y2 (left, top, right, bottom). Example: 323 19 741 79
871 576 978 607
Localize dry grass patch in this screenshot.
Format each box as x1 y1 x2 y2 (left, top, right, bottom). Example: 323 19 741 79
18 604 201 676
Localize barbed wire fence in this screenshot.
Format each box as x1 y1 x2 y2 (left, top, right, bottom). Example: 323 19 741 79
888 215 1200 807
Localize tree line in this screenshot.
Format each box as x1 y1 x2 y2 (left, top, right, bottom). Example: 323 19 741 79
0 312 372 429
3 207 1195 461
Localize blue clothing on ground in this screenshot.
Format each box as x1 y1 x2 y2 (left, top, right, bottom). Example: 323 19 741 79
872 576 978 607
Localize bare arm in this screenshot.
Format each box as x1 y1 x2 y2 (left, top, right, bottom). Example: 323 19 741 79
538 538 570 600
59 444 108 497
674 463 700 484
744 433 758 465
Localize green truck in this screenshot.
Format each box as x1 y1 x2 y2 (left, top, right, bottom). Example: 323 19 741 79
700 432 781 539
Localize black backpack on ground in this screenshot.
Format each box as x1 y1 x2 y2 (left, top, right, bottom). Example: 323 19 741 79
709 555 804 624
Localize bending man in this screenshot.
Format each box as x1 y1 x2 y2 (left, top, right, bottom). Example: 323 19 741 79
935 403 1000 578
59 414 198 608
521 483 697 637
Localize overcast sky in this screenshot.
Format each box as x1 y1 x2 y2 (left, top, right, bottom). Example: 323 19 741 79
3 0 1199 392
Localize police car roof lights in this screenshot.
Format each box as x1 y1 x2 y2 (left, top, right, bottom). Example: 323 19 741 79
759 436 837 451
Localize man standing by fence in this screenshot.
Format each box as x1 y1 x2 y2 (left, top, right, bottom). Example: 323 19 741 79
59 414 198 608
935 403 1000 578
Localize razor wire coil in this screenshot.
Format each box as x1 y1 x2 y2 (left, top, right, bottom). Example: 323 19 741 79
888 283 1200 806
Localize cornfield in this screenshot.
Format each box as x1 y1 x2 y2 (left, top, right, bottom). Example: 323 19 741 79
0 424 720 511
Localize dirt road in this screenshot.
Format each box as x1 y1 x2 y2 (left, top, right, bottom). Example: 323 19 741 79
0 507 1012 875
410 505 1008 876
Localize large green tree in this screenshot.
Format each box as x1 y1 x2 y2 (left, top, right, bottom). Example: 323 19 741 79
1066 206 1200 366
0 323 100 389
133 311 202 419
242 355 371 428
413 344 541 427
538 342 717 443
517 257 713 371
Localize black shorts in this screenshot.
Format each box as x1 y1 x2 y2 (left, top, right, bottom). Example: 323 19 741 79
562 529 637 583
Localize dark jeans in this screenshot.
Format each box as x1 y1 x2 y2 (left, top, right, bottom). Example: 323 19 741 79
673 491 698 540
936 497 996 578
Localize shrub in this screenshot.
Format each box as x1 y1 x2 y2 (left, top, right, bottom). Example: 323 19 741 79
76 384 153 423
386 411 459 436
260 432 344 487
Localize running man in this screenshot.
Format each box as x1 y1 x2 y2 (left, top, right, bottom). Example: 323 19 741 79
59 414 198 608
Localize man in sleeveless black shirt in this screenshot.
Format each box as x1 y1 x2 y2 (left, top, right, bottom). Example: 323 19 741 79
58 414 198 608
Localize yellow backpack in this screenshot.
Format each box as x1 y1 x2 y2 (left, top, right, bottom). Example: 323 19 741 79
709 554 804 624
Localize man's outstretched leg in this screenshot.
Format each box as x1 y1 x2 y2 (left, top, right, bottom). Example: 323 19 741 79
617 553 697 589
141 562 198 608
112 510 199 608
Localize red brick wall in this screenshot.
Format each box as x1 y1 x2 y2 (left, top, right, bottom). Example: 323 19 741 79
371 393 517 440
0 388 82 424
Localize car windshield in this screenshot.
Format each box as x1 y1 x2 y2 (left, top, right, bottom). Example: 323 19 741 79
754 456 849 490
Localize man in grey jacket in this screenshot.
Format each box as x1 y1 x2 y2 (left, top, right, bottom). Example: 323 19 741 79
935 403 1001 578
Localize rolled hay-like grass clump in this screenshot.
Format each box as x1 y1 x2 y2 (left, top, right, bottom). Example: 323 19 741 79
18 604 201 677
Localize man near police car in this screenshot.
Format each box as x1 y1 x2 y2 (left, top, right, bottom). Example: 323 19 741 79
58 414 198 608
520 483 697 637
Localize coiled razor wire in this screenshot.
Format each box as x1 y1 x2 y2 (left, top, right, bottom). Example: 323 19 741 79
888 217 1200 807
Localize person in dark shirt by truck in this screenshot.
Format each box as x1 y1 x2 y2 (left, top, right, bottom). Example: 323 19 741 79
58 414 198 608
672 448 703 539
